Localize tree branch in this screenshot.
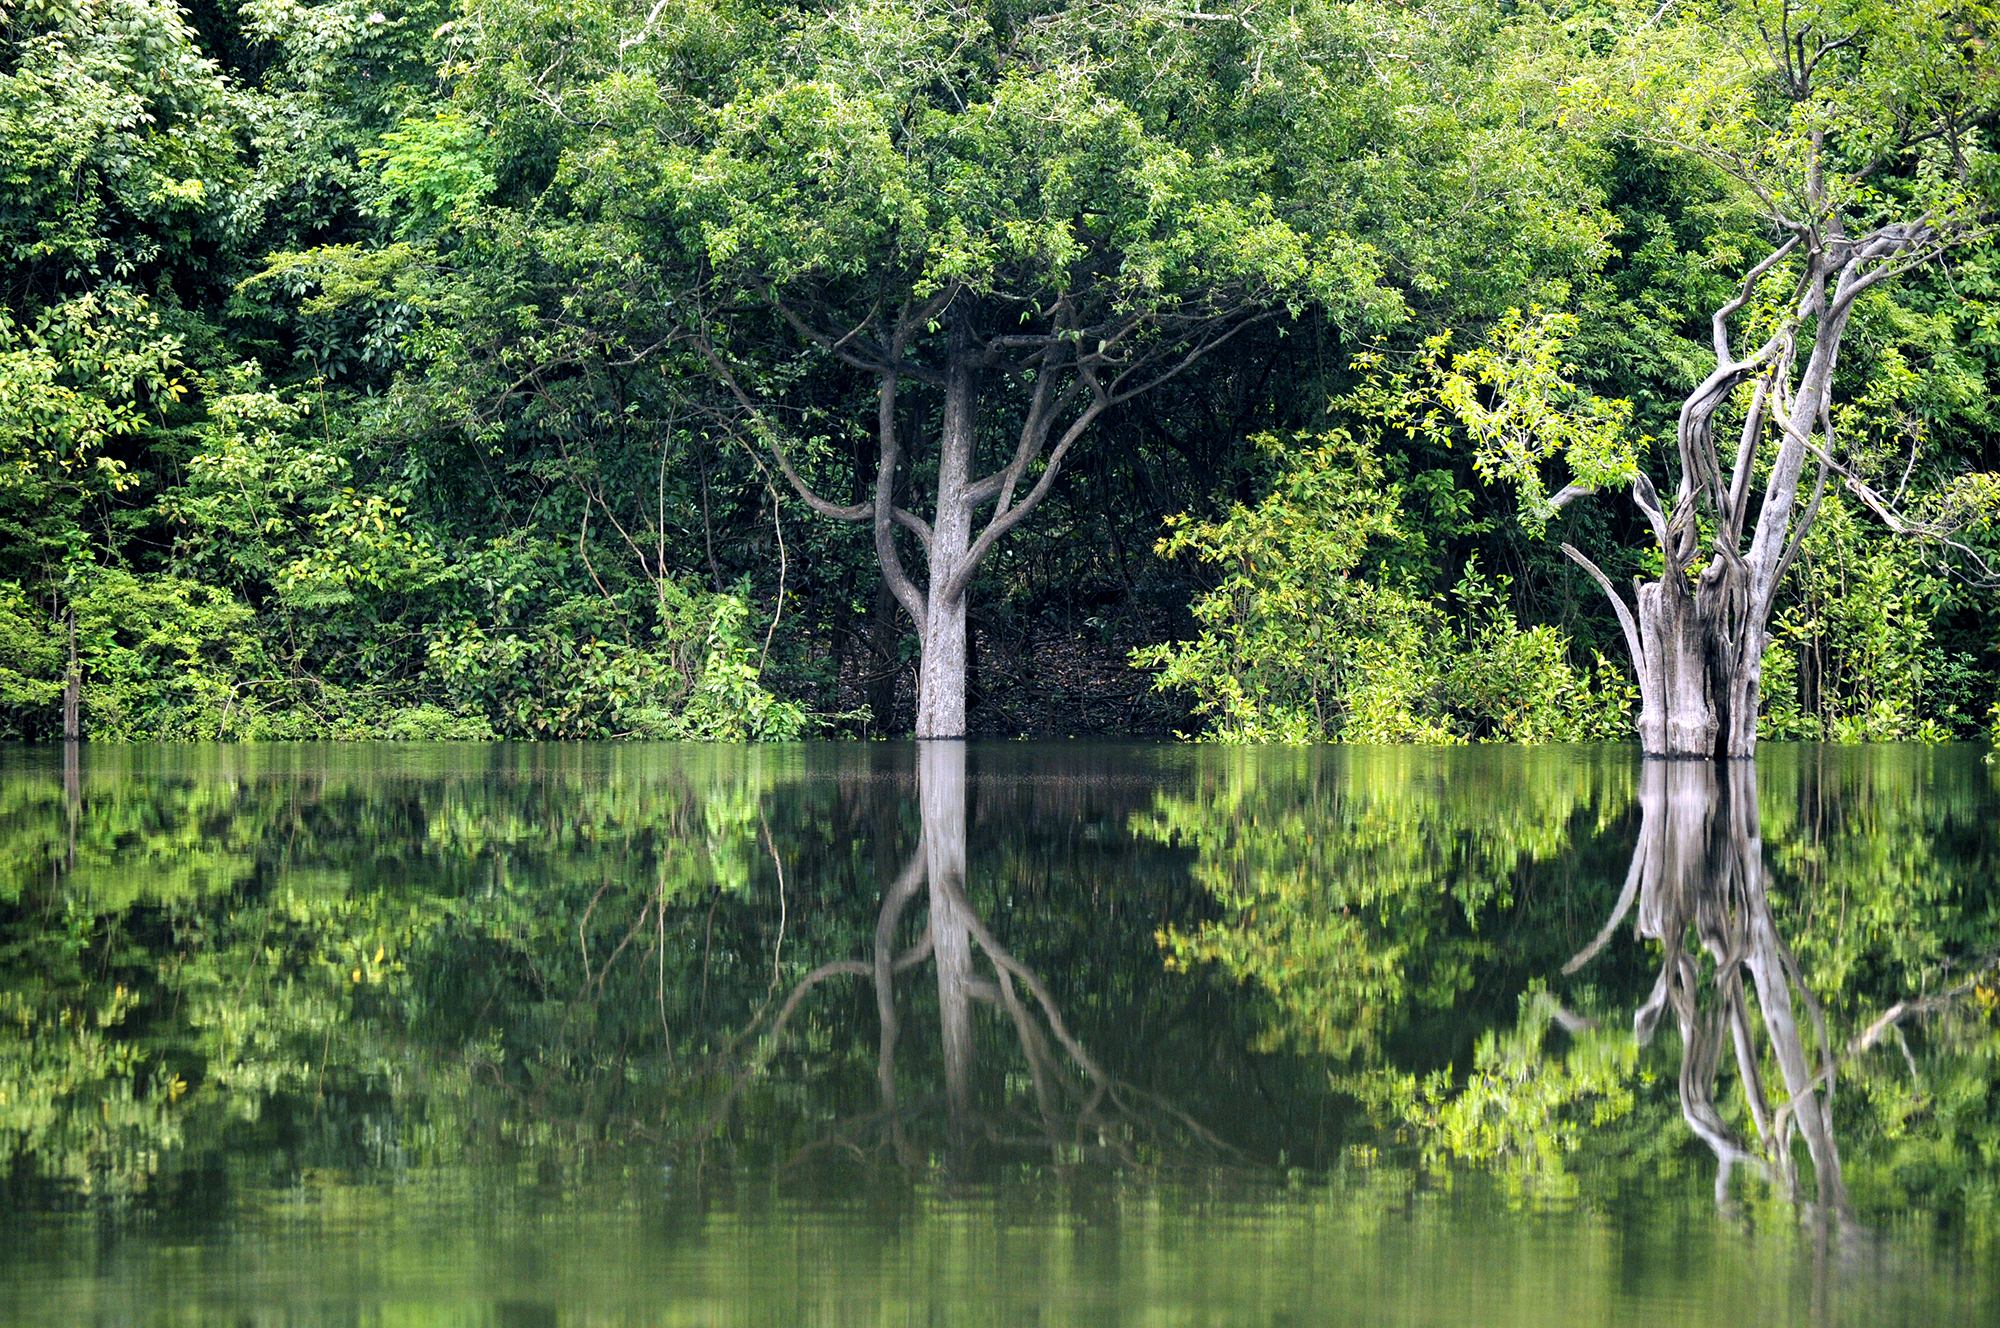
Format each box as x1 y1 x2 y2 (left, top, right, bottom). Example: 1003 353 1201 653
872 368 928 629
1713 236 1800 364
944 372 1111 602
1561 542 1648 681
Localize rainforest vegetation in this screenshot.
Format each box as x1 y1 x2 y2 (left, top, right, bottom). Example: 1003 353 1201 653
2 0 1998 745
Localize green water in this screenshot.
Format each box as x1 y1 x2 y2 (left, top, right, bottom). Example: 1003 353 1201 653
1 741 1996 1325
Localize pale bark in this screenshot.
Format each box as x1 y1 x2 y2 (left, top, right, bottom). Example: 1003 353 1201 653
1542 9 1973 758
706 273 1275 737
1560 218 1939 757
914 335 978 738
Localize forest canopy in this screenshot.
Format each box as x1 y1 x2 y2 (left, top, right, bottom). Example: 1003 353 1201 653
0 0 1995 743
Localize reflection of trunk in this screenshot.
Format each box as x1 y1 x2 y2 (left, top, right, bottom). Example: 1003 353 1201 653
716 743 1226 1168
62 738 78 873
1569 760 1845 1211
923 741 975 1133
911 344 977 738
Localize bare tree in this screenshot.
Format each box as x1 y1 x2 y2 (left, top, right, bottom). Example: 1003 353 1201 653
1474 0 1999 756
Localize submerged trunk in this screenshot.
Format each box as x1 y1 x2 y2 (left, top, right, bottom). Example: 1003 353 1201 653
915 591 969 739
1633 566 1765 760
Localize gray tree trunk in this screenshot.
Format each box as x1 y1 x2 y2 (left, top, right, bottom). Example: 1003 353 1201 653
914 349 977 738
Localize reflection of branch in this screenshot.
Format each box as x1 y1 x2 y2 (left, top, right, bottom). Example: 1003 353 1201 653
701 924 932 1140
1562 827 1646 975
936 871 1238 1159
760 812 787 993
1847 954 2000 1056
720 814 1229 1168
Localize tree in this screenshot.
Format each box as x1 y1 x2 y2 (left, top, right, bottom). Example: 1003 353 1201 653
564 0 1402 736
1444 0 2000 757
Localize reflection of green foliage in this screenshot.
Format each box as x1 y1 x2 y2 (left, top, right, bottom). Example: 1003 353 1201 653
0 744 791 1200
1144 747 1633 1059
0 980 187 1200
2 743 1997 1244
1350 984 1646 1209
1759 748 2000 1016
1155 743 2000 1233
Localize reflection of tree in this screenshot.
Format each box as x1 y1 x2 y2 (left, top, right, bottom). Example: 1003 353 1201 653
1565 760 1845 1210
718 742 1223 1169
0 744 785 1201
4 742 1994 1223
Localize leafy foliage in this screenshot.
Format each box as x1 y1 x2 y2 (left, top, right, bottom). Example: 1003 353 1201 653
1136 431 1635 742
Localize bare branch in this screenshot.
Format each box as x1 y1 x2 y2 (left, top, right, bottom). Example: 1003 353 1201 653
691 333 876 524
1714 236 1801 364
1630 472 1674 559
1562 542 1649 680
872 369 928 628
1724 374 1771 533
945 376 1111 601
964 345 1072 513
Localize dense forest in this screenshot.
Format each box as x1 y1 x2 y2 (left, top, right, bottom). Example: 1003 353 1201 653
1 0 1996 744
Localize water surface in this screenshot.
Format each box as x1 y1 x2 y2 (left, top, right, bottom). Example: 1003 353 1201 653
0 741 1995 1325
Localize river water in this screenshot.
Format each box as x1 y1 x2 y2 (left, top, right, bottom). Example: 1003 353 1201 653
0 741 1995 1325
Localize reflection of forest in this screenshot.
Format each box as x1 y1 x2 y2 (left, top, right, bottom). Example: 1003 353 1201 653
1141 745 2000 1217
0 744 1996 1228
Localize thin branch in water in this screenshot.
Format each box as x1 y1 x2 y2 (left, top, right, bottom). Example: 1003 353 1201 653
761 811 788 994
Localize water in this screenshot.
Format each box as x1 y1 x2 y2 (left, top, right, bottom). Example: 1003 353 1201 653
0 741 1995 1326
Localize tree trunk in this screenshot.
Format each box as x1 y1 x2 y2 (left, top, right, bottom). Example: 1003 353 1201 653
913 323 977 739
62 608 79 743
916 593 968 739
1565 221 1920 760
1632 567 1765 759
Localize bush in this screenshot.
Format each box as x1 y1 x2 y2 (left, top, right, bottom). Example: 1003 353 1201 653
1135 434 1634 744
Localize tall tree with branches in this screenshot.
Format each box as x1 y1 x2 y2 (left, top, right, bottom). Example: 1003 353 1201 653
566 0 1408 736
1446 0 2000 756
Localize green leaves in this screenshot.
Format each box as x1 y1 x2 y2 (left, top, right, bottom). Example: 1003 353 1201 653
1135 430 1636 743
0 0 240 283
1424 305 1642 532
367 110 497 232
